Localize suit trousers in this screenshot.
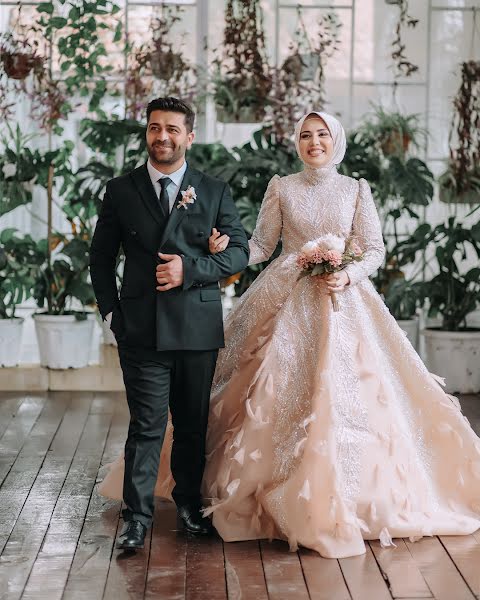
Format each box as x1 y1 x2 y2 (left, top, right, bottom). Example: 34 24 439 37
117 342 218 528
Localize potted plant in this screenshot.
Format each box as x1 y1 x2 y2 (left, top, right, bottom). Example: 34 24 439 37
357 105 426 159
31 164 96 369
439 60 480 205
341 115 434 344
395 216 480 393
0 229 43 367
213 0 271 123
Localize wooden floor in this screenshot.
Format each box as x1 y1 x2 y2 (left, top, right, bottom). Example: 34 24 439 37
0 392 479 600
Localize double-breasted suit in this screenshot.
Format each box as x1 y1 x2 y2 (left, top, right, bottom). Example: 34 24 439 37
90 162 249 526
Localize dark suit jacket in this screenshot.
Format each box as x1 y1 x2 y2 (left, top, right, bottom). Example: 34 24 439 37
89 163 249 351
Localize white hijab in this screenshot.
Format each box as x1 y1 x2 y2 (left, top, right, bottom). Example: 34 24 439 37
294 111 346 168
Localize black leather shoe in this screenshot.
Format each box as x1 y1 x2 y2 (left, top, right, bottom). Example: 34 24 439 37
177 505 213 536
116 520 147 550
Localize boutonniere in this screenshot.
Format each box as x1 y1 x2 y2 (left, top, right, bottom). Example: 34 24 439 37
177 185 197 210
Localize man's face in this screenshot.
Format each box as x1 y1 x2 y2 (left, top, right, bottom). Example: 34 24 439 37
146 110 194 168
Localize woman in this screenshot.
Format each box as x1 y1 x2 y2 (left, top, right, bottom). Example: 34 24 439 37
100 111 480 559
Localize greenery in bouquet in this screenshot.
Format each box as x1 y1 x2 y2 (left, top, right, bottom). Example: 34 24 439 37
0 229 44 319
393 217 480 331
212 0 271 123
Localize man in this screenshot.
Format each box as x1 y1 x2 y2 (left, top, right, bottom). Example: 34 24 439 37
90 97 249 550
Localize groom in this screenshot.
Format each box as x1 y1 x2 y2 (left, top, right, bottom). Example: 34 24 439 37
90 97 249 549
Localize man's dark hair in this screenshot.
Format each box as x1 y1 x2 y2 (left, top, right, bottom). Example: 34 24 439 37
146 97 195 132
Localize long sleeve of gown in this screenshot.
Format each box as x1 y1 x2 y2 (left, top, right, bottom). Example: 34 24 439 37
248 174 282 266
344 178 385 286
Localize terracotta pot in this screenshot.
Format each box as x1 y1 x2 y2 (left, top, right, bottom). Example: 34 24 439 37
2 52 41 80
380 131 410 157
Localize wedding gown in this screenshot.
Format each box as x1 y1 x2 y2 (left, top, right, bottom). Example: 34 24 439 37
99 166 480 558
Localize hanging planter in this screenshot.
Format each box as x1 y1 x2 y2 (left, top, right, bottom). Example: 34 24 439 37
1 51 42 80
282 52 320 83
213 0 272 125
439 60 480 204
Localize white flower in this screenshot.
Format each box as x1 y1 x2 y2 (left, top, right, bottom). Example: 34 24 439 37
300 240 318 254
177 185 197 210
314 234 345 253
2 163 17 178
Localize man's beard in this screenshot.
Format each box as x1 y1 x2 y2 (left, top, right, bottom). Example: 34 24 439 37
148 142 184 166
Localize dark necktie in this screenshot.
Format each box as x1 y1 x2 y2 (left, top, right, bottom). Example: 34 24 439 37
158 177 172 217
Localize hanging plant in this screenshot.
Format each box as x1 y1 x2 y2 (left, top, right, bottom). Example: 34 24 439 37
125 6 196 120
267 8 342 141
390 0 419 79
35 0 123 120
0 7 44 81
213 0 271 123
439 60 480 204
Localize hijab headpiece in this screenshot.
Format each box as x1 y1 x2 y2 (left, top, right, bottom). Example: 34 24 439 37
294 111 346 172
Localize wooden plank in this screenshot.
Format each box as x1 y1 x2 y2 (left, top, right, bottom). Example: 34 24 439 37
405 536 476 600
299 548 351 600
0 392 92 600
22 400 113 600
224 541 268 600
0 391 71 556
370 539 432 598
185 534 227 600
61 398 128 600
439 535 480 597
102 520 152 600
144 500 187 600
260 540 309 600
0 393 25 439
339 543 391 600
0 395 46 485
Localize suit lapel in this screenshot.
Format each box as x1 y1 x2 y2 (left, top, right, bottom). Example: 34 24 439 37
159 166 203 249
130 163 165 228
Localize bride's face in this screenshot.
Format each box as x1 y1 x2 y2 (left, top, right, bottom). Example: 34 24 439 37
298 117 334 168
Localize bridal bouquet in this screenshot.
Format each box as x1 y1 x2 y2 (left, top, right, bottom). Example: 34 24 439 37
296 234 364 311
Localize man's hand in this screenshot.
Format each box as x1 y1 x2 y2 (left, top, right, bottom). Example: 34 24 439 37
324 270 350 293
209 228 230 254
156 253 184 291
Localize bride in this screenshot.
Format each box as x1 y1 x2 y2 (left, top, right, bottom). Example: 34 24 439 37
99 111 480 559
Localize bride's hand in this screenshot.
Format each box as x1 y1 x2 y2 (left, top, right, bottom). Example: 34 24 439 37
324 271 350 292
209 228 230 254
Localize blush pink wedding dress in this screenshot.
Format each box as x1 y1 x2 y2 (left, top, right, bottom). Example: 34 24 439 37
99 166 480 558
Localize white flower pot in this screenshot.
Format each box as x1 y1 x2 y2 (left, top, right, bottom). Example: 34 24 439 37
396 318 418 351
34 313 95 369
101 318 117 347
421 328 480 393
0 318 24 367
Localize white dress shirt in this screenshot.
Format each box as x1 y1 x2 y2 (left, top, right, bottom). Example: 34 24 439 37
104 160 188 326
146 159 187 213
